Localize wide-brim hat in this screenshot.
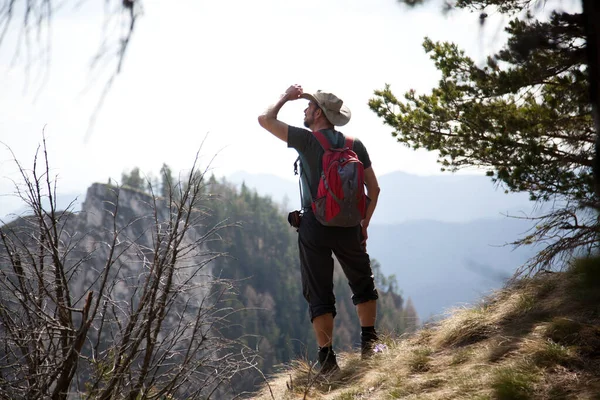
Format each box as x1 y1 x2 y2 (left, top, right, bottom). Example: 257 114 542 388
300 90 351 127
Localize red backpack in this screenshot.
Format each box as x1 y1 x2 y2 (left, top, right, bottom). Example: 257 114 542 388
311 131 368 227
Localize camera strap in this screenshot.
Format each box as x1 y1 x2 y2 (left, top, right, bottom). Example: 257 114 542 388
294 157 307 213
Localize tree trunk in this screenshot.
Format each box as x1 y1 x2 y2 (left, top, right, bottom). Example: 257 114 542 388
584 0 600 194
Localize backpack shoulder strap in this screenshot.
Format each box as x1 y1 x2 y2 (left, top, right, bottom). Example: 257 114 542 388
312 131 332 151
344 136 354 149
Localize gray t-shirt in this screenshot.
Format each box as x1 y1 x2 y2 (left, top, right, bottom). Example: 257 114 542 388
287 126 372 210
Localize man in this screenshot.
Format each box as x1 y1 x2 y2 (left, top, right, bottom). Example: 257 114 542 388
258 84 381 374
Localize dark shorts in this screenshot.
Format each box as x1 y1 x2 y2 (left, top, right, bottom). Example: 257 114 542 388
297 211 378 322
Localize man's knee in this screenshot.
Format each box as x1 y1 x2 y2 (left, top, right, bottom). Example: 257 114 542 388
310 305 337 322
348 272 378 304
351 288 379 306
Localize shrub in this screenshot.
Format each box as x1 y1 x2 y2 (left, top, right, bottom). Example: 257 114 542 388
491 366 537 400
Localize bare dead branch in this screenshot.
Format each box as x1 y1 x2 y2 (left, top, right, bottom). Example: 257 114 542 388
0 139 257 399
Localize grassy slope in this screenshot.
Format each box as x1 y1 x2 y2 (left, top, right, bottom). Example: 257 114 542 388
253 257 600 399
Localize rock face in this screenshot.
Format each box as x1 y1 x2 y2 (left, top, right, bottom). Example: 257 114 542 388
59 183 214 304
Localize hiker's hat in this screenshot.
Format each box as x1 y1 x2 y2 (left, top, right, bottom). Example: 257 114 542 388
300 90 351 127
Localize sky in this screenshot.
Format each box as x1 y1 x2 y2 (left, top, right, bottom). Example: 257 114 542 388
0 0 543 216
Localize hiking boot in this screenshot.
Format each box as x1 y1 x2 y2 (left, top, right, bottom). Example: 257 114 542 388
318 347 340 375
361 332 379 360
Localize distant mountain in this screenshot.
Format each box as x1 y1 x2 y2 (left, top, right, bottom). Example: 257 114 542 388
368 217 538 321
226 170 536 224
377 171 534 223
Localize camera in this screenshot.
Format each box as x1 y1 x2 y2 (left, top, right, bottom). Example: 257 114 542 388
287 210 302 230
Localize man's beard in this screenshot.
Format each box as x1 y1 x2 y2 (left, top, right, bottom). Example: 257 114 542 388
303 113 313 128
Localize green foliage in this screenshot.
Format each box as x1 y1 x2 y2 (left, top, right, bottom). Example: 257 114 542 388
567 256 600 303
372 259 400 294
402 0 570 16
119 163 178 199
121 167 145 191
160 163 174 198
491 366 537 400
408 347 433 372
370 6 597 272
531 340 573 368
454 0 564 14
203 180 306 370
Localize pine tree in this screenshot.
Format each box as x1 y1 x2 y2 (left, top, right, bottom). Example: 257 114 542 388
370 5 596 272
159 163 174 198
121 167 144 191
403 298 419 333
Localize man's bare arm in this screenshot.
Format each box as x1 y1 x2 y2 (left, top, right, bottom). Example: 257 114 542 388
361 166 381 245
258 85 303 142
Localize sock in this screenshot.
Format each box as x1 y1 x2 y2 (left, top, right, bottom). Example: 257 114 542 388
318 346 336 365
361 326 377 342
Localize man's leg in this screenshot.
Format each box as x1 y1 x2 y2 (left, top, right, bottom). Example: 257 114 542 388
313 313 335 347
313 312 339 373
357 300 379 358
332 225 379 359
297 212 339 373
357 300 377 327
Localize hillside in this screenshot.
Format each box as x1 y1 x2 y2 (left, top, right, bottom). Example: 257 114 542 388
253 257 600 399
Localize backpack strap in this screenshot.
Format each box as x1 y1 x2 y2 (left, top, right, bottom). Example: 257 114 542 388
344 137 354 150
312 131 332 151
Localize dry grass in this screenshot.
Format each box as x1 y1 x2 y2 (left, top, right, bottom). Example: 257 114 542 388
449 348 472 365
430 306 496 348
252 257 600 399
407 346 433 373
490 363 538 400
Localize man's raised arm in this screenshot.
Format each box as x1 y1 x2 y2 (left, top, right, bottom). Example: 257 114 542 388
258 84 303 142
